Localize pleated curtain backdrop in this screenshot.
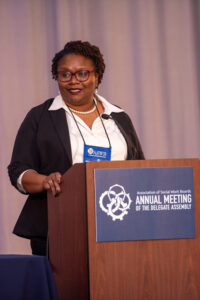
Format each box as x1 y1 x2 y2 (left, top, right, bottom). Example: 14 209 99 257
0 0 199 254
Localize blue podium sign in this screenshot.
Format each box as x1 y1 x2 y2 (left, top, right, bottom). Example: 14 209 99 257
94 167 195 242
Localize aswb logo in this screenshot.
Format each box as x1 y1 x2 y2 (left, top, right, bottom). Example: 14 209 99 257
99 184 132 221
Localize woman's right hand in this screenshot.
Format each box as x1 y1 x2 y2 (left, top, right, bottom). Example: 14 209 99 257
21 170 62 196
42 172 62 196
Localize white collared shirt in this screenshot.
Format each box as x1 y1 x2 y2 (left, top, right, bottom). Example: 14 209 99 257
18 94 127 191
48 94 127 163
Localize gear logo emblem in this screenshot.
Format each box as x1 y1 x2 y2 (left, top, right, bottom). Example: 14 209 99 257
99 184 132 221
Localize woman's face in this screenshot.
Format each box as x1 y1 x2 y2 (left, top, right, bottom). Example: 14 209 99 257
57 53 98 108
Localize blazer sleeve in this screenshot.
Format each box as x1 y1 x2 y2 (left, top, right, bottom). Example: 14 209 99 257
8 107 42 193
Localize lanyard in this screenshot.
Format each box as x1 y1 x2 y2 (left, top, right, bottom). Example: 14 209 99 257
67 97 111 148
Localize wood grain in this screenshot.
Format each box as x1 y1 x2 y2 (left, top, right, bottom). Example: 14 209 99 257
86 159 200 300
48 163 89 300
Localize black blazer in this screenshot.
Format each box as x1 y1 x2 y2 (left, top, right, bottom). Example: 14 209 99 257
8 98 144 239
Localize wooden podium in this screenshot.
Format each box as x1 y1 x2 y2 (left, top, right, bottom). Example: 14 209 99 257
48 159 200 300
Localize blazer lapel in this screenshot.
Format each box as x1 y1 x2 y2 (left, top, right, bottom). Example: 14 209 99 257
49 108 72 164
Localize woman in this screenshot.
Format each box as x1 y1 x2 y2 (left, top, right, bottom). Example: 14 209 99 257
8 40 144 255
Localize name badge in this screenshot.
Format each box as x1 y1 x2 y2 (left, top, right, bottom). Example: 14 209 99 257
83 144 111 162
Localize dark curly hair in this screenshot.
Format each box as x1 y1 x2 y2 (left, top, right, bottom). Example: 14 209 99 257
51 40 105 86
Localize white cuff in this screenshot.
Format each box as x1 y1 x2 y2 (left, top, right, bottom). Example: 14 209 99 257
17 169 34 193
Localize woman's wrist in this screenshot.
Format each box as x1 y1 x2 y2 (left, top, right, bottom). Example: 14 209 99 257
21 170 47 194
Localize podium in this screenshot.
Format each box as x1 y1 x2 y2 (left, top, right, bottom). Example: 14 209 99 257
48 159 200 300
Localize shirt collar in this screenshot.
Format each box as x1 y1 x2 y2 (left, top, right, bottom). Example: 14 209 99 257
48 93 124 114
96 94 123 114
48 94 70 112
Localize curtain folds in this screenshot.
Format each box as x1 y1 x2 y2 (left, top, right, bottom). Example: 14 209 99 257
0 0 199 253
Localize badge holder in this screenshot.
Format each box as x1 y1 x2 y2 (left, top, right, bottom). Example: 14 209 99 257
84 144 111 162
67 97 112 163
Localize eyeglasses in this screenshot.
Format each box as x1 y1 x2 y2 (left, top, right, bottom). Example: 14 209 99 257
57 69 95 82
